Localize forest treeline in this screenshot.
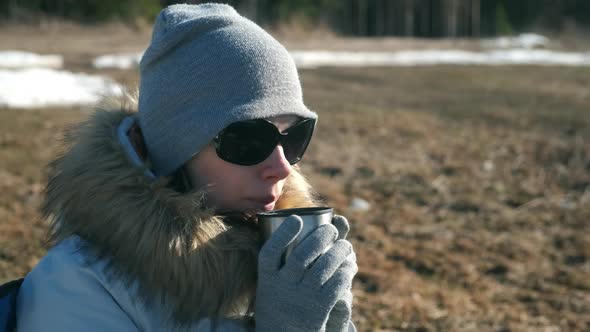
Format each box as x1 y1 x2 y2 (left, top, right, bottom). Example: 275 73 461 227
1 0 589 37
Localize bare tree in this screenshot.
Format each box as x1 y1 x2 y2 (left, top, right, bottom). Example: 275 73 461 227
357 0 368 36
404 0 415 36
248 0 258 22
8 0 17 18
447 0 458 37
375 0 385 36
471 0 480 37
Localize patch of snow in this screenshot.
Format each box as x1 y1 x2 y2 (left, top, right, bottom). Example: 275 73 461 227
481 33 550 49
0 68 123 109
291 49 590 69
91 39 590 70
486 49 590 66
349 198 371 212
559 197 577 210
0 51 63 69
93 52 143 70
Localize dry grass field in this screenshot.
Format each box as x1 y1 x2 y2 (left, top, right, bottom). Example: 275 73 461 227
1 23 589 331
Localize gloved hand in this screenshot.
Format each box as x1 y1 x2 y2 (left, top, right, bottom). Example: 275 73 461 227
255 215 354 332
325 215 357 332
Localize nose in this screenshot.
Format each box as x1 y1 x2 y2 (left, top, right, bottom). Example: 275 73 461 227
259 144 292 181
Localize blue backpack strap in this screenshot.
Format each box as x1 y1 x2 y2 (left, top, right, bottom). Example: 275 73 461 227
0 278 24 332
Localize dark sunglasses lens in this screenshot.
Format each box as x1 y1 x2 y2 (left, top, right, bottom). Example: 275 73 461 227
282 119 315 164
217 121 277 165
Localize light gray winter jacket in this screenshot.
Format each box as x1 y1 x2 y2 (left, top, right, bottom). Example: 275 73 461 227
16 107 349 331
17 236 253 331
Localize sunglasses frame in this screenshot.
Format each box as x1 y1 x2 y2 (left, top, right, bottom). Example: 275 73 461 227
213 117 316 166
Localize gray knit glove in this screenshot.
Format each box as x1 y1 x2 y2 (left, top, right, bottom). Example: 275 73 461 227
326 215 357 332
255 215 354 332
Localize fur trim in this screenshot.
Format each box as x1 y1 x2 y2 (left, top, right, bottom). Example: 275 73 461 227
42 101 321 323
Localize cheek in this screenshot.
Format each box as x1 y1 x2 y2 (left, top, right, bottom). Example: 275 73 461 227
192 161 250 207
210 170 245 193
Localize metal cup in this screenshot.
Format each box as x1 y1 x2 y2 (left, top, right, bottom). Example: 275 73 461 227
258 207 334 263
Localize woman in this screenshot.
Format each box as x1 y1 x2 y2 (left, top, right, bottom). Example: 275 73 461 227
16 3 357 331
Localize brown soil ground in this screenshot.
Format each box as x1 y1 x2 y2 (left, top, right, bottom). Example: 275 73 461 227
1 22 589 331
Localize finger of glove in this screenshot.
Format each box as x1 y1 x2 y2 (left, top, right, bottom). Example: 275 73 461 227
320 264 356 304
258 215 302 274
340 289 354 306
332 215 350 240
339 251 358 282
280 223 338 283
302 239 352 288
325 296 352 331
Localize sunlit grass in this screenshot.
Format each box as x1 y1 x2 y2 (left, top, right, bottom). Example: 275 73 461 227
1 64 589 331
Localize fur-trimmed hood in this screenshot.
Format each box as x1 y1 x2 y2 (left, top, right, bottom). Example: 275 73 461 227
41 102 320 323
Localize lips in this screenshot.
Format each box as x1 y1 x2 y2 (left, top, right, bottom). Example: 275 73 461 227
249 196 278 211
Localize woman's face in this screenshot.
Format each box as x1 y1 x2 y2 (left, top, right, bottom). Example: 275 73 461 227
185 114 300 213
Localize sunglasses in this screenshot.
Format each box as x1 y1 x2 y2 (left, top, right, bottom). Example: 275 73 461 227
213 118 316 166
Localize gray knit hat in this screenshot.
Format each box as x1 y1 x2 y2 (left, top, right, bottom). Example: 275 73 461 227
138 3 317 177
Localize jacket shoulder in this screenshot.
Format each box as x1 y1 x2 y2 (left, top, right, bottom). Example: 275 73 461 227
16 236 138 331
